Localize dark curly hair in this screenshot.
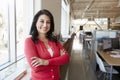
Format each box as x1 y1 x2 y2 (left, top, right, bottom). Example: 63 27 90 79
30 9 57 43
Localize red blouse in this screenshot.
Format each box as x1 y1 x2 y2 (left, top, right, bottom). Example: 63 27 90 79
24 37 69 80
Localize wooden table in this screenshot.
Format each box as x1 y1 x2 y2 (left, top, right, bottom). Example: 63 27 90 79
97 49 120 80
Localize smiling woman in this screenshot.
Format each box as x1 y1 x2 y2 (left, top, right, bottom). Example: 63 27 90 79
24 9 70 80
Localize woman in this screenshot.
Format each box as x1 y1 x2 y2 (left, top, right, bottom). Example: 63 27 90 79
24 9 69 80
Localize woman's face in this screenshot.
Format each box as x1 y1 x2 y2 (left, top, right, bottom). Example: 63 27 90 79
36 14 51 35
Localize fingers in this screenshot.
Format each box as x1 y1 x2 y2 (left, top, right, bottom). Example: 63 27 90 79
31 57 43 67
61 49 66 53
60 49 66 56
60 49 65 53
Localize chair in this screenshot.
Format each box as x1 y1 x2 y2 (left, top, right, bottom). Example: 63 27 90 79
95 52 118 80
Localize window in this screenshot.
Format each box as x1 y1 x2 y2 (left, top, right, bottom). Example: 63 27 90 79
61 0 70 37
15 0 25 59
0 0 9 66
0 0 33 71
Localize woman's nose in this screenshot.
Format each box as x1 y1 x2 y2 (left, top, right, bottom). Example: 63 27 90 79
43 22 47 27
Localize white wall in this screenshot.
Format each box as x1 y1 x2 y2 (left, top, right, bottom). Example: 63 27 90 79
41 0 61 35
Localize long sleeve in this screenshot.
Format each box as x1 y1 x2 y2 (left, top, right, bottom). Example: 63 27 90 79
48 42 70 65
24 38 47 72
48 53 69 65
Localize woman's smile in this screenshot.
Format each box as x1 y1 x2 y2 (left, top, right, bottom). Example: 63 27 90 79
36 14 51 34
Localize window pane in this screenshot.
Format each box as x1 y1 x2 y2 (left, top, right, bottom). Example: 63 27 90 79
0 1 9 65
16 0 25 58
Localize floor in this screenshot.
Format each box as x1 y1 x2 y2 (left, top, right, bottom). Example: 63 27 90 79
67 37 120 80
67 37 97 80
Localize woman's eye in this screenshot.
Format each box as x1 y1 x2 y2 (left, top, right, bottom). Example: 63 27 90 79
39 20 50 24
47 22 50 24
40 21 44 23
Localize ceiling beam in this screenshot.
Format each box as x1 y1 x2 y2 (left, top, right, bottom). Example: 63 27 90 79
74 13 120 19
82 0 95 18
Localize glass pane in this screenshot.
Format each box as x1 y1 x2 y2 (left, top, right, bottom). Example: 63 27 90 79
16 0 25 58
0 1 9 65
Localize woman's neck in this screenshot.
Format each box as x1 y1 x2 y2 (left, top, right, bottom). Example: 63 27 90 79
38 34 48 42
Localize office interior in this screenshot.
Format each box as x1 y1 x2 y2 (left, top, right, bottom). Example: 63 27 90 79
0 0 120 80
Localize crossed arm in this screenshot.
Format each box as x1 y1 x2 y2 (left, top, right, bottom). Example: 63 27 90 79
24 38 69 71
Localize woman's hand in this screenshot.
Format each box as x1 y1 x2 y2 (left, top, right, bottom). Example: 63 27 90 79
31 57 48 67
60 49 66 56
